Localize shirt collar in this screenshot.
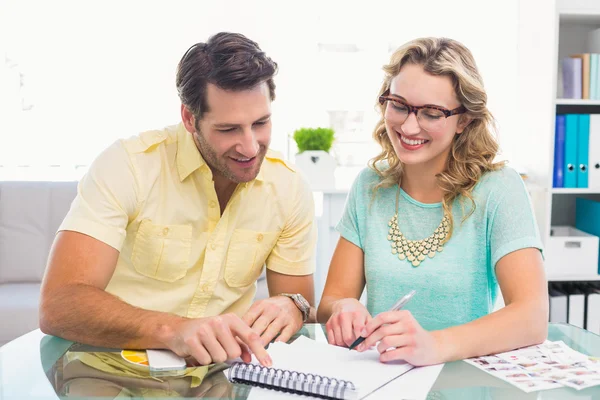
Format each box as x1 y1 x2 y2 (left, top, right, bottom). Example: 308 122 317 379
176 123 206 182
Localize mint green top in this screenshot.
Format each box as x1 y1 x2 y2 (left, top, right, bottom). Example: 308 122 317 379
336 166 543 332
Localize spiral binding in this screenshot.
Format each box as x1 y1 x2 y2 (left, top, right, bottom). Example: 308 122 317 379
228 362 358 400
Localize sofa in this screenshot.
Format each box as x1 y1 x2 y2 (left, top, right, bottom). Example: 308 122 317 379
0 181 77 345
0 181 269 346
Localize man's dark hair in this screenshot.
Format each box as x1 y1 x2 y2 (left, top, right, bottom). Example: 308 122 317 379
176 32 278 128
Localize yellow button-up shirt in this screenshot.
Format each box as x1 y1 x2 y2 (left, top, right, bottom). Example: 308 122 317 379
59 123 316 318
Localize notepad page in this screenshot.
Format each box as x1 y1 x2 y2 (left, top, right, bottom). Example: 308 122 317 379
371 363 444 400
265 336 414 399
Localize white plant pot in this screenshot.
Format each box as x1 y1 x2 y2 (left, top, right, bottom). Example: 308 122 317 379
294 150 336 191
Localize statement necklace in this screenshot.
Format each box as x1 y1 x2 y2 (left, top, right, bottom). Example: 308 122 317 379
387 186 449 267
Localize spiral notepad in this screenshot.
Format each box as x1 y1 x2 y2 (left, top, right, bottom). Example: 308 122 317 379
228 361 358 400
228 336 415 400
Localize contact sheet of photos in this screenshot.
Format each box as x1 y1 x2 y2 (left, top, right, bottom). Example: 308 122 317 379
465 341 600 392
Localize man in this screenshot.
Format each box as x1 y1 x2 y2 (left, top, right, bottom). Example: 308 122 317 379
39 32 316 368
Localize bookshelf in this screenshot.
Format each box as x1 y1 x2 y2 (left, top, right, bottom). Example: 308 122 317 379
552 188 600 194
556 99 600 105
547 0 600 283
548 274 600 282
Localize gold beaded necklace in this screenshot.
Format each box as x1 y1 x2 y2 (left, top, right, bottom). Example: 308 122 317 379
387 186 450 267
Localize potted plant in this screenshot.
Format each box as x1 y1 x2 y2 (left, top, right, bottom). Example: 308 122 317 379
292 127 336 190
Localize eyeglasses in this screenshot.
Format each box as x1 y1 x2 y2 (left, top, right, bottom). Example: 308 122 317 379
378 89 466 133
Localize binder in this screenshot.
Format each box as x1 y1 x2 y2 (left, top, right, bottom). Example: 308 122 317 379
553 115 566 188
564 114 579 188
569 292 585 328
596 55 600 100
562 57 582 99
590 31 600 98
592 55 599 100
590 114 600 189
587 292 600 335
549 287 568 323
572 54 591 99
577 114 590 188
594 54 600 100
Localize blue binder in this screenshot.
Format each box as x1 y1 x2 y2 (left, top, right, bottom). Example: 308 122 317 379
553 115 566 188
564 114 579 188
577 114 590 188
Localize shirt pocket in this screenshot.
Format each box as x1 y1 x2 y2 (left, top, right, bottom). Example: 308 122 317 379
131 219 193 283
224 229 279 288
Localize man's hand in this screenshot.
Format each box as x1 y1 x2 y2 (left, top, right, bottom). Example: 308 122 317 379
164 313 272 367
243 296 303 345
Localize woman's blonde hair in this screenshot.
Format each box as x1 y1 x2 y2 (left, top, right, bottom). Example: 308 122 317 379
370 37 504 240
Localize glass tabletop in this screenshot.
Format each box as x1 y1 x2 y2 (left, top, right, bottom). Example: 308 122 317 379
1 323 600 399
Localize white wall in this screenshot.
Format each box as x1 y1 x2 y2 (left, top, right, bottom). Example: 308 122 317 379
0 0 555 186
515 0 557 184
515 0 558 243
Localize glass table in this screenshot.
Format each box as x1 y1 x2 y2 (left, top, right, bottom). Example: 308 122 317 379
1 323 599 399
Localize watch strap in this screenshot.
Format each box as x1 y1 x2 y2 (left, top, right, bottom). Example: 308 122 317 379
279 293 310 322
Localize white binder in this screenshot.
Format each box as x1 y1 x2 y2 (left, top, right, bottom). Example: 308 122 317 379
550 292 568 324
568 293 586 328
587 293 600 335
589 114 600 189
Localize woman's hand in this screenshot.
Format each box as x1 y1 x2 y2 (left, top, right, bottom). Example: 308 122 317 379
325 298 372 347
357 310 443 366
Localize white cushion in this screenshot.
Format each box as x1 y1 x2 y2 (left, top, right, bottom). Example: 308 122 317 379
255 269 269 300
0 181 77 283
47 181 79 235
0 283 41 344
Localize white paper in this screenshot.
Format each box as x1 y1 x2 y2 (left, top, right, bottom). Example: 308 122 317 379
367 364 444 400
287 336 414 397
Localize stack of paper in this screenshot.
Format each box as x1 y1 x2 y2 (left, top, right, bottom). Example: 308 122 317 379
465 341 600 392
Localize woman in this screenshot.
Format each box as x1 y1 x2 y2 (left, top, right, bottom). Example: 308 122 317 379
317 37 548 366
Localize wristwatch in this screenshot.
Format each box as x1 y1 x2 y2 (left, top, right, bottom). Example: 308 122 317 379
279 293 311 322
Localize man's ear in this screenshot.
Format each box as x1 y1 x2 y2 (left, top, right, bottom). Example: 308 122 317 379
181 104 197 133
456 115 473 134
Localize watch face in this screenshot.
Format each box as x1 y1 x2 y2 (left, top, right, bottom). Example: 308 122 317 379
296 295 310 309
281 293 309 321
292 294 310 321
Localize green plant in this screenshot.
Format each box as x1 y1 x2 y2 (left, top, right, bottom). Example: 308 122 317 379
292 127 335 153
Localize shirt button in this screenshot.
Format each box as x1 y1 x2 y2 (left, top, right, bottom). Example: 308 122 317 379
201 283 211 292
162 227 169 236
209 200 217 208
256 234 264 242
210 243 216 250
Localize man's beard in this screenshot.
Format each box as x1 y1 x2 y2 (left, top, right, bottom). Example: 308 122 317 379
194 131 266 183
